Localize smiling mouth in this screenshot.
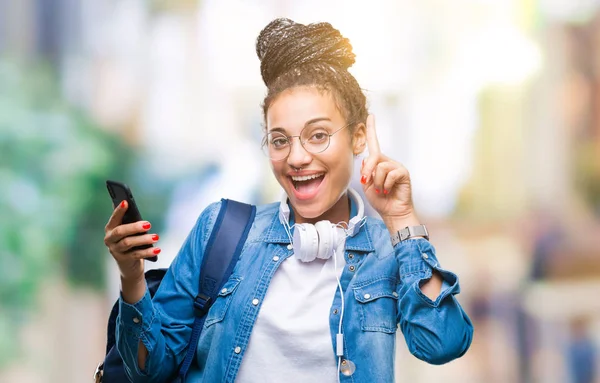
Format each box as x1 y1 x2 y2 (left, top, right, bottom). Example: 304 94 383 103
290 173 325 192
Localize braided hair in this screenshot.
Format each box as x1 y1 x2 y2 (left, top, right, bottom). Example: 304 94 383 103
256 18 367 131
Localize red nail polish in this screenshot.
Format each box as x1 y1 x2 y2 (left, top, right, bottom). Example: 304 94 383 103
152 234 159 241
142 222 151 230
384 189 389 194
375 189 380 194
153 248 161 255
120 200 126 208
360 175 366 184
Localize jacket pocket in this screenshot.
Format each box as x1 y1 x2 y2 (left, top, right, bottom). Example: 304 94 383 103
204 276 242 327
353 277 398 334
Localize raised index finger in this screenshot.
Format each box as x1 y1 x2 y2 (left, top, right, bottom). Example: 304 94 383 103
366 114 381 157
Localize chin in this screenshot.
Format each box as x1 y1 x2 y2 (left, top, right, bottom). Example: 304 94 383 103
294 204 326 220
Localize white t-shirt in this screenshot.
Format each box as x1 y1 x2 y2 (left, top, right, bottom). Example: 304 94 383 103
236 236 347 382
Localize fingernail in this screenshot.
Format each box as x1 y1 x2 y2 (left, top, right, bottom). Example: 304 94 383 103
152 234 159 241
384 189 389 194
153 248 161 255
360 175 367 184
120 200 126 208
142 222 151 230
375 189 380 194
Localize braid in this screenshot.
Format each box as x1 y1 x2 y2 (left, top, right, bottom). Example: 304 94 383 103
256 18 367 130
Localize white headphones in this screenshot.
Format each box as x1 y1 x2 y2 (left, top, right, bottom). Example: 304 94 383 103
278 187 365 262
279 187 363 378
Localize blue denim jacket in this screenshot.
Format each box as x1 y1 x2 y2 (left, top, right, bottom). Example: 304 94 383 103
117 200 473 382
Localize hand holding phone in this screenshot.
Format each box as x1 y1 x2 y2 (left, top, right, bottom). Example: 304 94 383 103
106 180 158 262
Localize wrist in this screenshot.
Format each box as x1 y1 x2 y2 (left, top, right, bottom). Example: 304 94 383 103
121 274 145 286
120 275 147 304
382 212 421 235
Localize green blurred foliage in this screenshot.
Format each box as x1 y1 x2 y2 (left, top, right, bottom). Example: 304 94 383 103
0 59 169 367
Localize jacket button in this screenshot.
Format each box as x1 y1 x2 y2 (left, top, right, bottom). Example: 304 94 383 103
252 298 260 306
392 291 399 298
348 253 354 259
422 253 429 260
363 293 371 299
272 256 280 262
220 288 228 294
132 317 140 324
234 346 241 354
332 309 339 315
349 265 355 272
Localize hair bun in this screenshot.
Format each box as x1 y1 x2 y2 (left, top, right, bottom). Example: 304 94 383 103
256 18 356 87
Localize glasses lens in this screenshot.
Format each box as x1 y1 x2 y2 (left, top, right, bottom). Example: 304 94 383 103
263 132 290 161
301 127 330 154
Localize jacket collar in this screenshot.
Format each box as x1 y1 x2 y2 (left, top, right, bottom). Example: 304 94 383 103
262 195 375 253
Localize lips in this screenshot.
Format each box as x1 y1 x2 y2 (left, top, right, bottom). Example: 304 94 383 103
290 173 325 182
288 173 326 201
290 173 324 189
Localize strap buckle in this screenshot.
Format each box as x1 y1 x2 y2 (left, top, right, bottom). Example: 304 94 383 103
193 293 212 317
93 362 103 382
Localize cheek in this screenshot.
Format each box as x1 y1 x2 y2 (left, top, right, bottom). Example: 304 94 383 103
327 150 354 182
270 161 284 176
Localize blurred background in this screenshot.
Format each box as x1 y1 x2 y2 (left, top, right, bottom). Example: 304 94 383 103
1 0 599 382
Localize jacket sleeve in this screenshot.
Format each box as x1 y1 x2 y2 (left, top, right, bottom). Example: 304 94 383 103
116 201 222 382
395 238 473 365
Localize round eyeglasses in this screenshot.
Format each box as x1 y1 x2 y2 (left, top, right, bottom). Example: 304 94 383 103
261 122 353 162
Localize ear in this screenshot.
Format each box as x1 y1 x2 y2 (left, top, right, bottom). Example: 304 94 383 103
351 123 367 155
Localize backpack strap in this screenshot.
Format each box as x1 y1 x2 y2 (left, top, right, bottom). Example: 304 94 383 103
175 199 256 382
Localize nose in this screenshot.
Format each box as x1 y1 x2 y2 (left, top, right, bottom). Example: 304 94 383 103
287 136 312 169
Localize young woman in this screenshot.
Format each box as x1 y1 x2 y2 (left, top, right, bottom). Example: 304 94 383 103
104 18 473 382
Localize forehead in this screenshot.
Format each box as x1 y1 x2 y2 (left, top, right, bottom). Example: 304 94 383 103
266 87 344 131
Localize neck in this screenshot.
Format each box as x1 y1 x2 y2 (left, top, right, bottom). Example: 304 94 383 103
293 192 351 226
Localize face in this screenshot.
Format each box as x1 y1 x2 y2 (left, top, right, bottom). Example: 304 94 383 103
265 86 366 224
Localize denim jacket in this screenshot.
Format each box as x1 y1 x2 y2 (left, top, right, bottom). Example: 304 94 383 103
116 200 473 383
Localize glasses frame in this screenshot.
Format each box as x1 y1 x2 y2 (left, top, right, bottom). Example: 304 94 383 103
261 121 354 162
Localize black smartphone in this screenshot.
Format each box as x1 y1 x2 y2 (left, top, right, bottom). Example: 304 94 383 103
106 180 157 262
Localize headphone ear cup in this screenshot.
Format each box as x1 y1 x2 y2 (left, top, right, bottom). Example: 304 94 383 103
315 221 334 260
293 224 318 262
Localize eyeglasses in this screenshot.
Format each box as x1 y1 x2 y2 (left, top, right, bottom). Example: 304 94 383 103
261 122 353 162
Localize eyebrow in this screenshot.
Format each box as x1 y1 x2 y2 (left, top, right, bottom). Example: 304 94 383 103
269 117 332 133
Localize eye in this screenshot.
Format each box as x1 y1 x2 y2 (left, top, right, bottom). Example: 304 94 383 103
270 136 289 149
309 130 329 143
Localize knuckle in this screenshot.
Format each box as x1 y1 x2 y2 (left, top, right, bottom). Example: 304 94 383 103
128 250 139 259
121 237 131 248
397 168 408 180
133 249 151 259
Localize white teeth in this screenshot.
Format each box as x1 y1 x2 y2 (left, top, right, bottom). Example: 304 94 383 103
291 173 324 182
